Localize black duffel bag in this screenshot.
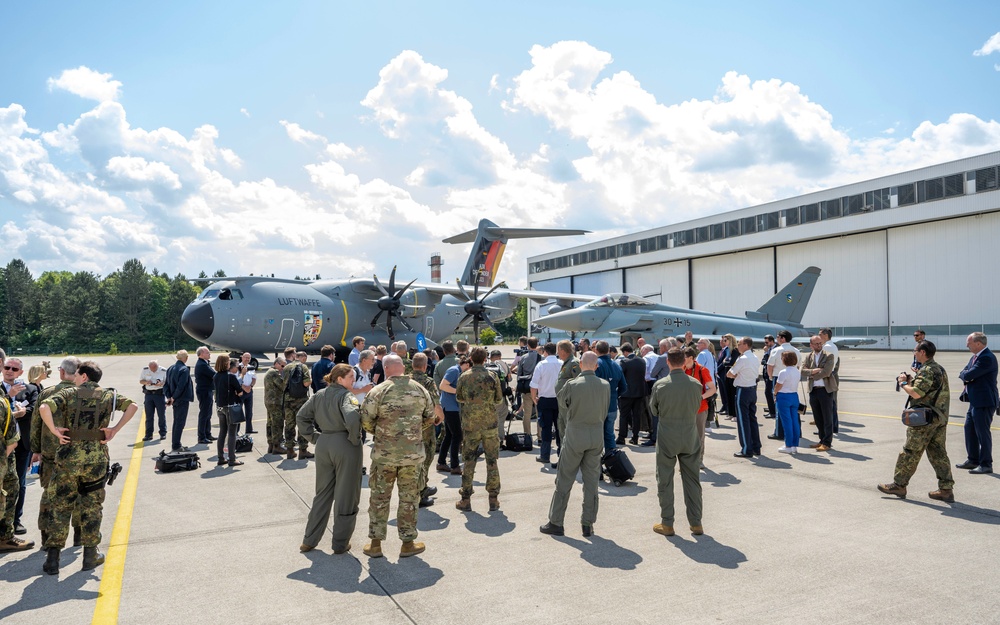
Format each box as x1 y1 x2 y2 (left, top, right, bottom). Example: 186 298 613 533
154 449 201 473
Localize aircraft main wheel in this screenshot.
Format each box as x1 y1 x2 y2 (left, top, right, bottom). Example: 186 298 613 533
250 357 259 369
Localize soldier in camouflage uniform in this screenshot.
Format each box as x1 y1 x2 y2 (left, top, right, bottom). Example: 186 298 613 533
394 341 413 375
0 394 24 552
37 361 139 575
282 350 313 460
455 347 503 512
410 353 444 507
879 341 955 502
360 354 435 558
30 357 82 546
263 356 288 455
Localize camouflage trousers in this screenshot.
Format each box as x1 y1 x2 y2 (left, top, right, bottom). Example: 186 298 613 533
420 426 436 492
368 462 420 541
894 419 954 489
460 428 500 498
38 458 80 544
0 454 16 540
265 404 283 445
43 455 107 549
283 398 308 448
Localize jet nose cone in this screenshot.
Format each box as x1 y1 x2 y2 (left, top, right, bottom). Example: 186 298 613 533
181 301 214 341
537 308 597 332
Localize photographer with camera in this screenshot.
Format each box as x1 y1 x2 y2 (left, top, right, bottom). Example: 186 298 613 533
878 341 954 503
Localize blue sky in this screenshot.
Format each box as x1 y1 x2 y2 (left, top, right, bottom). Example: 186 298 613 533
1 1 998 284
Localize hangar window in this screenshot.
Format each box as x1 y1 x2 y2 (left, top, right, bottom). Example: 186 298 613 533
875 188 890 210
944 173 964 197
821 199 841 219
846 194 865 215
710 223 725 239
618 241 637 257
641 237 657 252
695 226 710 242
783 206 800 226
897 183 916 206
657 235 670 249
925 177 944 201
673 230 692 247
741 216 757 234
801 203 820 223
975 166 997 192
759 211 780 231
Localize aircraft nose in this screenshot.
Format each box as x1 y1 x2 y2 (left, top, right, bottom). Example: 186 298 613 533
181 301 214 341
537 308 601 332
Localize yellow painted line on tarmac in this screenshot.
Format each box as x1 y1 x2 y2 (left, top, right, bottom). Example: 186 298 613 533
92 426 146 625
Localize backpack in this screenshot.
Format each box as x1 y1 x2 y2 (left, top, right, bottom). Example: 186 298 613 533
154 450 200 473
485 362 511 397
235 434 253 453
286 363 307 399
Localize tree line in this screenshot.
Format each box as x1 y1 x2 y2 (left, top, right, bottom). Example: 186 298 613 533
0 257 528 356
0 258 211 355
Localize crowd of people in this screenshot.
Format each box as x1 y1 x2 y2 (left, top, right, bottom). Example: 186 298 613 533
1 328 995 571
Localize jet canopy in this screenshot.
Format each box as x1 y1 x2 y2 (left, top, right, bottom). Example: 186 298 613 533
587 293 657 308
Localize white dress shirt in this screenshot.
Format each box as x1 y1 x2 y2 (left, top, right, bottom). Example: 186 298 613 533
730 351 761 387
529 355 561 398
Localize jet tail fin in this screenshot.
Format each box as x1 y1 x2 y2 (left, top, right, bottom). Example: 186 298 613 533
444 219 589 287
750 267 821 325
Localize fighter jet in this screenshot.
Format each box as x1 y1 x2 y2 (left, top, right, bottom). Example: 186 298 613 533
535 267 874 347
180 219 594 360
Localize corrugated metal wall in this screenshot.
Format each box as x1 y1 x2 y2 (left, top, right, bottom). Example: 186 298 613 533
692 249 773 315
624 261 688 305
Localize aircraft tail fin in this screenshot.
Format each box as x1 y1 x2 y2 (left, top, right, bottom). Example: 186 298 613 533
444 219 589 287
751 266 821 325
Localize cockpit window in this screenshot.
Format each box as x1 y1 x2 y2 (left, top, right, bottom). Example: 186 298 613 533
198 289 221 300
588 293 656 308
218 288 243 301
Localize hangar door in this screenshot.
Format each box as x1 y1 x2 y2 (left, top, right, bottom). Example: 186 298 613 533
624 261 689 306
777 230 888 330
572 270 622 298
888 213 1000 328
692 249 773 316
530 276 573 321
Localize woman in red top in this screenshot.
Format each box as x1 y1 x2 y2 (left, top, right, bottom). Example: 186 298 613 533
684 347 717 468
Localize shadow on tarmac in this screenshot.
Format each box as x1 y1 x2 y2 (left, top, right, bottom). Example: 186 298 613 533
750 455 792 470
0 550 98 621
287 552 387 595
368 555 445 593
414 507 451 532
667 534 748 569
826 448 873 462
461 510 516 537
700 468 741 487
598 482 648 497
882 497 1000 525
558 534 643 570
793 453 833 465
833 432 874 444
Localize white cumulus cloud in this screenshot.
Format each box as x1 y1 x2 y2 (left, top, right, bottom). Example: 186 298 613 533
974 32 1000 56
47 66 122 102
280 120 324 143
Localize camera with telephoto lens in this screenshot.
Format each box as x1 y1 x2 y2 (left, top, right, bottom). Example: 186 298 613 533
895 372 913 392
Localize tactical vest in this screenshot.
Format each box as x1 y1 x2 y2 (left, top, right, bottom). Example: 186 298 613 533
67 385 113 442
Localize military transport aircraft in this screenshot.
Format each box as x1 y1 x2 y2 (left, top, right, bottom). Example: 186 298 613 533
180 219 595 360
534 267 875 348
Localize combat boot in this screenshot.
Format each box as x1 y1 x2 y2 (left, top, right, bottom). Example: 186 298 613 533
272 443 288 455
267 444 274 454
455 497 471 511
653 524 674 536
929 489 955 503
298 445 315 460
42 548 60 575
286 445 296 460
400 541 425 557
72 526 81 547
363 539 383 558
82 546 105 570
488 495 500 511
877 483 907 499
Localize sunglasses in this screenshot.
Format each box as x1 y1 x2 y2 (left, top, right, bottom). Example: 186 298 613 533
3 366 20 371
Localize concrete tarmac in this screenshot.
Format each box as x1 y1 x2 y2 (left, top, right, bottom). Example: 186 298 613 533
2 349 999 625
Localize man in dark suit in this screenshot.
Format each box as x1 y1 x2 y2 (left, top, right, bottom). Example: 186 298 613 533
194 346 216 444
164 350 195 451
802 335 838 451
957 332 998 475
617 343 648 445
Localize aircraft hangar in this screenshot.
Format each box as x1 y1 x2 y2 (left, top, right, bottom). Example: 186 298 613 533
526 150 1000 350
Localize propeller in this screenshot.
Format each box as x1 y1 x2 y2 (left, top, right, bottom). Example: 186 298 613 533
368 265 417 340
448 271 502 343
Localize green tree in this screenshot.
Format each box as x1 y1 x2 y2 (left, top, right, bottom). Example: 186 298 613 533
494 297 527 339
166 274 200 345
2 259 39 346
116 258 151 344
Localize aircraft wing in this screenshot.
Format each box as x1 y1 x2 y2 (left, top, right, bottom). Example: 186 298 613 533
420 283 597 305
788 337 876 348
